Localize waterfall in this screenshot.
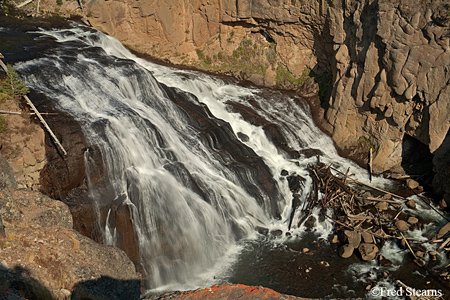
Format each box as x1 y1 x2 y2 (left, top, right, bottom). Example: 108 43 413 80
15 22 390 291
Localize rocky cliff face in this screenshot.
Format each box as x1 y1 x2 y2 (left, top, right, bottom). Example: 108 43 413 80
37 0 450 197
322 0 450 176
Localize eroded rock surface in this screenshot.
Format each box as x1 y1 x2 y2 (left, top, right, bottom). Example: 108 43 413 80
0 99 46 190
0 161 140 300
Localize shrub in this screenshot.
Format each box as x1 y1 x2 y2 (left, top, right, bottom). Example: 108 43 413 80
196 49 211 65
0 64 29 99
276 65 312 86
0 115 7 133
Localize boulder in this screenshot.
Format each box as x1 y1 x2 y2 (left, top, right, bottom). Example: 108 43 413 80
406 179 420 190
361 231 373 244
375 201 389 211
344 230 361 249
407 216 419 225
406 199 416 209
339 244 355 259
358 243 379 261
395 220 409 232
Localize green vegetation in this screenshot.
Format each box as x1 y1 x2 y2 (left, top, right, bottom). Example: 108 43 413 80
0 64 29 99
0 115 7 133
276 64 312 86
56 0 63 6
196 49 212 65
357 136 375 153
227 31 235 43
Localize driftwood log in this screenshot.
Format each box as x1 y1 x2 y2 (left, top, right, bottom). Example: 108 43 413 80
297 158 427 263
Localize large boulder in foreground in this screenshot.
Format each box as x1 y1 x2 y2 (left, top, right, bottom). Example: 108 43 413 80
0 186 140 300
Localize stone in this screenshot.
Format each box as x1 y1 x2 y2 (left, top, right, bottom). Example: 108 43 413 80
406 179 420 189
378 255 392 267
406 199 416 209
270 229 283 236
237 132 249 143
319 261 330 267
415 251 425 258
358 243 379 261
407 216 419 225
395 220 409 231
302 248 309 253
414 258 426 267
344 230 361 249
304 215 316 229
339 244 354 259
375 201 389 211
330 234 339 244
361 231 373 244
256 226 269 235
280 169 289 176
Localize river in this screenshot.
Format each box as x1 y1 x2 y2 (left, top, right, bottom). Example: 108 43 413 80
1 16 448 298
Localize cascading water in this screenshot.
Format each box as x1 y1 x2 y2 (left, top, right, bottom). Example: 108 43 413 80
8 20 446 297
16 23 282 290
13 21 380 289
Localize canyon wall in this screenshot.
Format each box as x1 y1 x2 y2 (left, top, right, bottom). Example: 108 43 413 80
37 0 450 198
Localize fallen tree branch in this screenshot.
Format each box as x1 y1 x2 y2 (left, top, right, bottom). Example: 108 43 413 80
16 0 33 8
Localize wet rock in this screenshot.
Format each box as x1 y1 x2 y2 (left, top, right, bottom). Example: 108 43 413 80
302 248 309 253
339 244 354 258
319 261 330 267
383 272 389 279
115 202 141 269
395 220 409 232
255 226 269 235
440 199 447 208
304 215 316 229
39 111 94 199
407 216 419 225
358 243 379 261
406 179 420 190
287 175 302 192
414 258 426 267
270 229 283 236
280 169 289 176
406 199 416 209
236 132 249 143
415 251 425 258
330 234 339 244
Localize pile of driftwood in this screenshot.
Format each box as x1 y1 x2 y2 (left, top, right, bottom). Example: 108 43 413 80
295 158 434 266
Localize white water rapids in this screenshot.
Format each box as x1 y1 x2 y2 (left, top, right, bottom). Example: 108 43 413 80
13 22 442 295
